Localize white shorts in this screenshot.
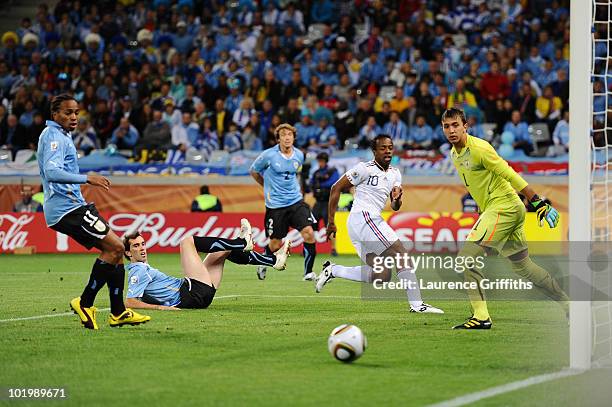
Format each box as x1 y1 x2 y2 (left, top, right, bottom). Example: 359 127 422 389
347 210 399 262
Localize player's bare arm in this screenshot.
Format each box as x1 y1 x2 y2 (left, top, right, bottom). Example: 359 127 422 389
86 174 111 191
250 170 265 187
326 175 352 240
390 186 403 211
125 297 181 311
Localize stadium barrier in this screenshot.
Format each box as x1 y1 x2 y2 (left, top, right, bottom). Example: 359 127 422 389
0 184 569 213
0 211 567 255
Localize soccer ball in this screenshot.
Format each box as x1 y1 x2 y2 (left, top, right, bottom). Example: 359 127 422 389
328 324 367 363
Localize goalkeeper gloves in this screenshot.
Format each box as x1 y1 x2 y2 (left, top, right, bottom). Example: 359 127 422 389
530 195 559 228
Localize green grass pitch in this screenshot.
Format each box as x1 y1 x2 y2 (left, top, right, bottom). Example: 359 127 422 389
0 253 605 406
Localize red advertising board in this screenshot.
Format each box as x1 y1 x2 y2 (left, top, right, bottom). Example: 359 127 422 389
0 212 331 254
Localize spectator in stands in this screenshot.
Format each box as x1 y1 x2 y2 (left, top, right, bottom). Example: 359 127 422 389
467 116 488 141
27 112 45 148
92 99 114 147
212 98 231 138
242 124 263 151
480 61 510 120
110 117 139 150
375 101 392 127
5 114 29 159
13 184 43 213
548 110 569 157
513 82 537 124
311 116 337 152
295 113 317 149
359 53 386 86
383 111 408 143
162 98 181 128
551 68 569 107
390 86 410 115
171 111 200 153
233 97 256 130
191 185 223 212
73 116 99 155
447 78 478 113
137 110 171 161
407 114 434 150
536 85 563 133
223 124 243 153
358 116 382 147
503 110 533 156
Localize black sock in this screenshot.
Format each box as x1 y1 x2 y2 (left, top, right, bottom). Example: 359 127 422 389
107 264 127 316
264 245 273 256
80 259 111 307
303 242 316 275
193 236 246 252
227 251 276 266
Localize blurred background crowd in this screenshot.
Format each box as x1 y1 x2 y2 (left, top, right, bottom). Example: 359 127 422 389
0 0 573 163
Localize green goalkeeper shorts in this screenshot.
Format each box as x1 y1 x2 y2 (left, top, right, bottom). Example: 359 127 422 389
466 200 527 257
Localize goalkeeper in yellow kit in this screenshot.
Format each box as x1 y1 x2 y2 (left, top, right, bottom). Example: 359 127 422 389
441 108 569 329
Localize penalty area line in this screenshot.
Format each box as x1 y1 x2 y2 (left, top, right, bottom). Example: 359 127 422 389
0 294 361 323
426 369 585 407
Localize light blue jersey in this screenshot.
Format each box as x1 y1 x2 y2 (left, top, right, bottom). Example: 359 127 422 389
37 120 87 226
126 262 182 307
250 145 304 209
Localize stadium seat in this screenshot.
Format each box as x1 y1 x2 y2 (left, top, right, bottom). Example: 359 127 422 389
451 34 468 48
379 86 396 102
14 149 36 165
0 149 10 164
208 150 230 164
481 123 497 142
354 24 368 41
307 24 326 42
528 123 552 156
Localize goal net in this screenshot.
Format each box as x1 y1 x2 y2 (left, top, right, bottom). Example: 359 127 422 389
574 0 612 369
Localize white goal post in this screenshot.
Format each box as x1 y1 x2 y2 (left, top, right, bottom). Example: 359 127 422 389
569 0 592 370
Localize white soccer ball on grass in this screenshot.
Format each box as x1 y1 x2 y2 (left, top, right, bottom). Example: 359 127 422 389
328 324 367 363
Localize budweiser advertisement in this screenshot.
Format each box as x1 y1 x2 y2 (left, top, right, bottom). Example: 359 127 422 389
1 211 565 255
0 212 331 254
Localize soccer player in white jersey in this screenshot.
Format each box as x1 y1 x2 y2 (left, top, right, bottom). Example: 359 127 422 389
315 134 443 314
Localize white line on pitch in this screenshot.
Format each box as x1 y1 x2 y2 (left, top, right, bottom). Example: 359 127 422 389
0 294 360 323
426 369 585 407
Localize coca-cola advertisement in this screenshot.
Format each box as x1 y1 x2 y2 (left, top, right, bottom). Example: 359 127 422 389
0 213 332 254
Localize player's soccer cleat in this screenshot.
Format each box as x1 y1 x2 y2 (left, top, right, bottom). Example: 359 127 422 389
315 261 335 293
273 239 291 270
70 297 99 330
240 218 254 251
256 266 267 280
109 308 151 327
409 303 445 314
303 272 316 281
452 316 492 330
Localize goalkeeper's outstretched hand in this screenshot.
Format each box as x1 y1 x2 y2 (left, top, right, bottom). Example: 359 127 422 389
530 196 559 228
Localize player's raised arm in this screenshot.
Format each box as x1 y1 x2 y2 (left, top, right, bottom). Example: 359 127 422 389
326 175 352 239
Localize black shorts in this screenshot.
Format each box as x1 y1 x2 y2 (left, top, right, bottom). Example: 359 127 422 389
312 201 329 229
264 200 315 239
178 278 216 309
50 203 110 250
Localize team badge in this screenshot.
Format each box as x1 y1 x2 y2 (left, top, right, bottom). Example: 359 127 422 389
50 141 59 151
293 161 299 169
93 220 107 233
130 275 138 284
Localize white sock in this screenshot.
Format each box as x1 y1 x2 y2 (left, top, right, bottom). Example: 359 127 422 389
331 264 371 282
397 269 423 308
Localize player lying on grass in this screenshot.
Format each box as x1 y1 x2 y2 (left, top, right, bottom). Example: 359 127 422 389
123 219 290 310
442 107 569 330
315 134 444 314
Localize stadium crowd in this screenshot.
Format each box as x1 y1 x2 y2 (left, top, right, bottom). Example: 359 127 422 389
0 0 572 163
